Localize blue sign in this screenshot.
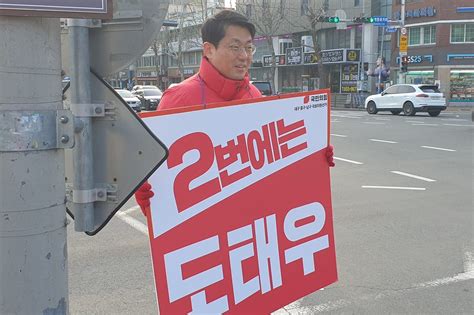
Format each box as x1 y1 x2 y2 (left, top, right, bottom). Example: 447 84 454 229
373 16 388 26
385 27 398 33
394 6 436 20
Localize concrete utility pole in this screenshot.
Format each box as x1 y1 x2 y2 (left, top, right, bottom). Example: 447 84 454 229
0 16 69 314
398 0 406 84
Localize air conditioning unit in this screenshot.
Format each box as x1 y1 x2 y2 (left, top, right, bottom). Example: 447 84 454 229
301 36 315 53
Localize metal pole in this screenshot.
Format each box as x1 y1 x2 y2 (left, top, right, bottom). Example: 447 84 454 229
0 16 68 314
68 19 95 232
398 0 406 84
378 26 385 93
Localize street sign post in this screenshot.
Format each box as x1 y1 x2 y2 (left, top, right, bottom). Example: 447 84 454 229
0 0 112 18
61 0 170 77
141 90 338 314
64 71 168 235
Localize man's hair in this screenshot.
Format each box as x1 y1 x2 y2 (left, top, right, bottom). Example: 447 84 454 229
201 9 256 48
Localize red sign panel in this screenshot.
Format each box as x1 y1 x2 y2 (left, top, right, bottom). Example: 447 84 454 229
140 90 337 314
0 0 111 18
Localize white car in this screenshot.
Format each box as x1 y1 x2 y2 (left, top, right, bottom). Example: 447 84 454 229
131 85 159 92
115 89 141 112
365 84 446 117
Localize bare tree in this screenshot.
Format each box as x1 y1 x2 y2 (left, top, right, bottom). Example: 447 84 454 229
285 0 328 88
236 0 287 90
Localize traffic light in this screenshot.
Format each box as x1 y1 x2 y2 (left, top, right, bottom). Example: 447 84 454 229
317 16 340 23
353 16 375 23
401 56 409 73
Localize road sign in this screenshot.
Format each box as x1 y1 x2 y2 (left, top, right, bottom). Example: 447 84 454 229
142 90 337 314
385 26 398 33
372 16 388 26
401 27 407 35
400 33 408 55
64 70 168 235
0 0 112 18
61 0 170 77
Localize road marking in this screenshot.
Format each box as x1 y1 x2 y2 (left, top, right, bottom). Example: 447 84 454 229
390 171 436 182
334 157 364 165
421 145 456 152
443 123 472 127
330 134 348 137
370 139 398 144
362 186 426 190
274 253 474 314
116 210 148 235
412 123 439 126
374 118 390 121
406 120 421 123
363 122 385 125
119 205 140 215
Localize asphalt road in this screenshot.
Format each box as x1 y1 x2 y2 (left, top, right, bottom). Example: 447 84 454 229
68 109 473 314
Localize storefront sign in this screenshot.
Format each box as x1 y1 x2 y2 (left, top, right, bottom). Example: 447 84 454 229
0 0 111 18
262 54 286 67
140 91 338 314
304 52 319 64
447 54 474 62
321 49 360 64
341 64 359 93
286 47 303 65
321 49 344 64
394 6 436 19
395 55 433 64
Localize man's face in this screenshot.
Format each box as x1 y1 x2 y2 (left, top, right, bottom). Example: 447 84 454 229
204 25 253 80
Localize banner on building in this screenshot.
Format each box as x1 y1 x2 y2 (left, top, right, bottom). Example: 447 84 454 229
140 90 337 314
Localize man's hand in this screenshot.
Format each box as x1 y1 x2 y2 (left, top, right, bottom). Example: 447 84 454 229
326 145 335 167
135 182 154 216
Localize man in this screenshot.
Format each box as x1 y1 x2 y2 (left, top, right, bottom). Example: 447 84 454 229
135 9 334 214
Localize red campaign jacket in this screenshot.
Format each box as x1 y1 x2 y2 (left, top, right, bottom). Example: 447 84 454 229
158 57 262 110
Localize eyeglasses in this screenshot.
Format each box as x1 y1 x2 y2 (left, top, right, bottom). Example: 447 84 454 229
226 44 257 56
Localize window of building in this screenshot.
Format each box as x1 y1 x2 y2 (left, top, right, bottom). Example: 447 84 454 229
354 0 360 6
245 4 252 18
301 0 309 15
450 70 474 102
408 26 436 46
451 23 474 43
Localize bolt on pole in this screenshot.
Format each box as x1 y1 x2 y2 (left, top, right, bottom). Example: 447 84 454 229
0 16 69 314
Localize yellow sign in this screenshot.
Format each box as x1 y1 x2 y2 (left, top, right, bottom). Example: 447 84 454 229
400 34 408 53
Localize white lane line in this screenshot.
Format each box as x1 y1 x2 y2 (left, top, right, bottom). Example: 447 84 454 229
406 120 421 123
390 171 436 182
412 123 439 126
362 186 426 191
334 157 364 165
116 210 148 235
443 123 472 127
421 145 456 152
374 118 391 121
370 139 398 144
330 133 348 137
274 253 474 314
119 205 141 215
363 122 385 125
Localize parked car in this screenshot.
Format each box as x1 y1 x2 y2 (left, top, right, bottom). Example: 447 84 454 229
250 81 273 96
133 88 163 110
116 89 141 112
131 85 159 92
365 84 446 116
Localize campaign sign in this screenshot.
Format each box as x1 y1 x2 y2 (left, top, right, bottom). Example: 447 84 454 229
140 90 337 314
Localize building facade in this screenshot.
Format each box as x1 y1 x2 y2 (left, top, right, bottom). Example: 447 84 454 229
391 0 474 106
